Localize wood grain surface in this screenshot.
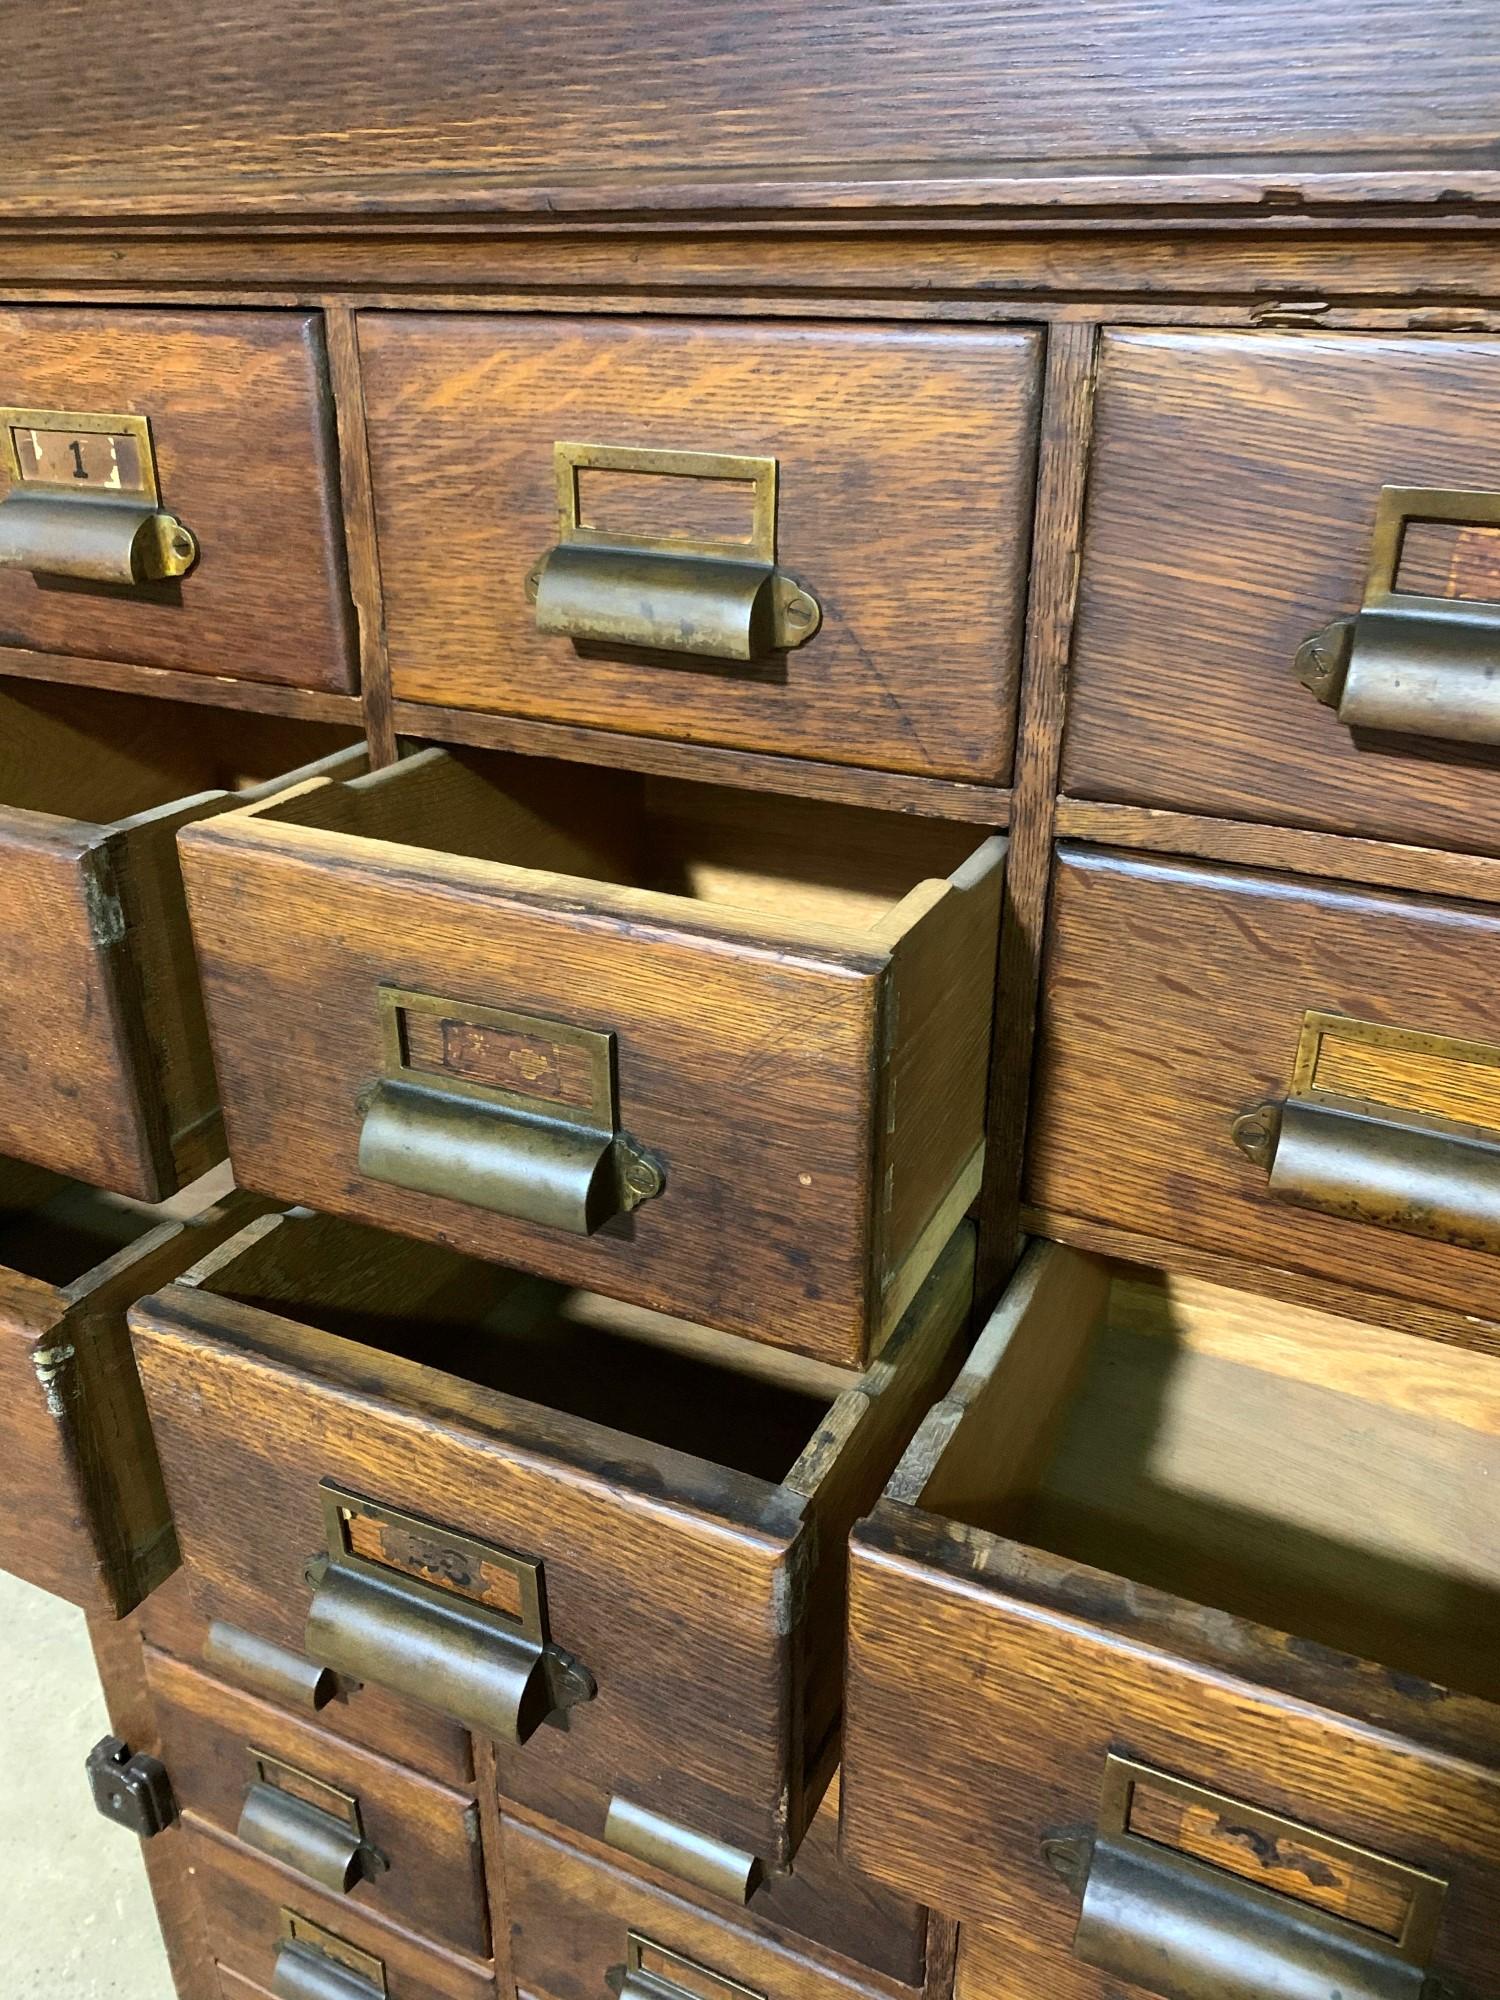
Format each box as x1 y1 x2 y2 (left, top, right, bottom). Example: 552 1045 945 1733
1062 329 1500 854
360 314 1039 782
0 309 354 690
145 1646 490 1958
1027 846 1500 1321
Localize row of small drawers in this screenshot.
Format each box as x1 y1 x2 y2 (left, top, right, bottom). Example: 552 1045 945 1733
8 310 1500 848
33 1193 1496 2000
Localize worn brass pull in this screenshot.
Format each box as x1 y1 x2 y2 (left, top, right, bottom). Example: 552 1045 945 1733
273 1914 386 2000
303 1486 595 1745
1045 1758 1445 2000
604 1796 762 1903
203 1621 340 1712
1297 485 1500 746
526 442 821 661
0 408 197 584
358 987 663 1235
1232 1012 1500 1252
239 1752 383 1895
610 1933 764 2000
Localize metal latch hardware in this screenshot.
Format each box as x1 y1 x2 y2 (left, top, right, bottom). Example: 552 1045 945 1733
358 986 664 1237
604 1795 763 1904
1044 1756 1448 2000
304 1484 595 1744
526 441 821 662
609 1933 765 2000
85 1734 176 1838
0 408 198 584
273 1911 387 2000
1297 485 1500 747
239 1750 386 1894
1232 1011 1500 1252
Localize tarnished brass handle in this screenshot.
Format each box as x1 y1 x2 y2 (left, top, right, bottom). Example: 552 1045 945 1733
1231 1011 1500 1253
527 441 821 662
238 1753 386 1895
303 1486 595 1745
1045 1759 1446 2000
273 1916 386 2000
203 1621 339 1712
0 407 197 584
358 988 663 1237
1297 485 1500 747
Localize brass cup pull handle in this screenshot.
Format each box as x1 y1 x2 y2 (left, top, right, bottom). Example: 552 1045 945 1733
528 441 821 663
303 1486 595 1746
239 1779 384 1896
1296 484 1500 748
0 408 198 585
273 1939 384 2000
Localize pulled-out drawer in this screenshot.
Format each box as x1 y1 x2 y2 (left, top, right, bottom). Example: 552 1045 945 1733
146 1647 488 1958
1063 329 1500 854
359 314 1041 782
0 1162 251 1616
130 1207 973 1880
842 1243 1500 2000
0 679 356 1197
0 308 354 690
1028 845 1500 1319
177 746 1002 1365
502 1809 922 2000
139 1575 473 1790
186 1827 490 2000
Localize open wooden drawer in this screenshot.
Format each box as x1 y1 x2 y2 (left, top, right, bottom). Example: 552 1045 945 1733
0 1158 254 1616
176 745 1003 1365
841 1244 1500 2000
129 1207 974 1884
0 677 357 1197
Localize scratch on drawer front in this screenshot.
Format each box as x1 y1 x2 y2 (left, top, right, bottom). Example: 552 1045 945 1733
31 1342 75 1420
83 863 126 948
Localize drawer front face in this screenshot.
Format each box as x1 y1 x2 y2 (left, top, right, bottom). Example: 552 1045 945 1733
138 1576 474 1787
0 309 353 690
360 314 1041 781
187 1828 491 2000
1062 329 1500 854
1027 847 1500 1318
503 1814 898 2000
842 1519 1500 2000
146 1648 488 1958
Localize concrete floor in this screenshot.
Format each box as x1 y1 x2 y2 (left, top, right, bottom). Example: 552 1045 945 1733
0 1571 173 1997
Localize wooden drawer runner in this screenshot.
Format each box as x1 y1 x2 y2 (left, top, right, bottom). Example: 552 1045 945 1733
177 746 1002 1365
130 1207 973 1876
146 1646 488 1958
0 680 355 1197
1028 845 1500 1319
0 1163 251 1616
186 1827 490 2000
359 314 1041 783
0 308 354 691
1063 328 1500 854
842 1243 1500 2000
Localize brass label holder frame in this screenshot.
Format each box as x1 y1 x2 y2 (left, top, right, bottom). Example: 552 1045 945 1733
1044 1755 1446 2000
611 1931 766 2000
303 1484 595 1745
239 1748 385 1895
1232 1011 1500 1252
0 406 198 584
526 440 822 661
274 1909 387 2000
357 986 664 1237
1296 484 1500 747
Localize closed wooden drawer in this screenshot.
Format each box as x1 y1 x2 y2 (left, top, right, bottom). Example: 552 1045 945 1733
0 1162 251 1616
359 314 1041 782
1027 846 1500 1319
186 1827 491 2000
1063 329 1500 855
146 1646 488 1958
842 1244 1500 2000
0 308 354 690
177 746 1003 1366
139 1574 473 1790
130 1206 972 1877
502 1810 917 2000
0 679 355 1198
